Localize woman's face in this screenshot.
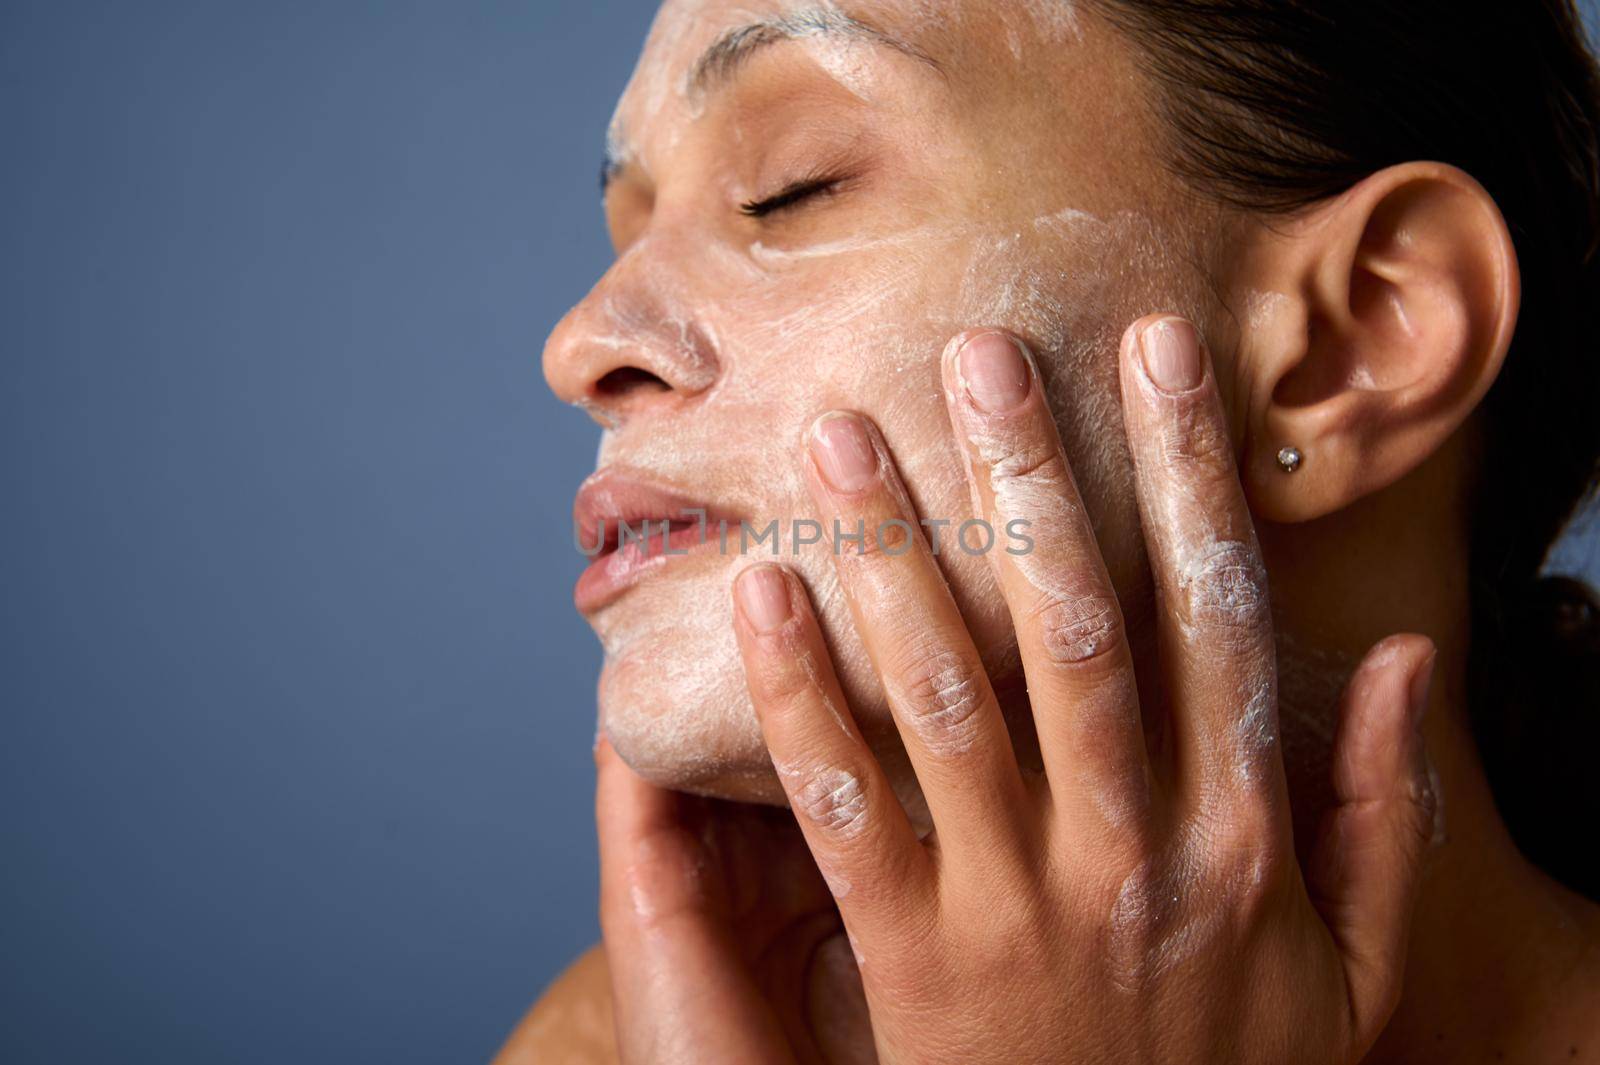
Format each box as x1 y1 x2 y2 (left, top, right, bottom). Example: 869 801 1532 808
545 0 1224 803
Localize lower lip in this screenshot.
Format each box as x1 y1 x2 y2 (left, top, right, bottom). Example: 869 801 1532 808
574 522 723 613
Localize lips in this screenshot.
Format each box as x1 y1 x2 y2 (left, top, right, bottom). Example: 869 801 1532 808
572 466 737 613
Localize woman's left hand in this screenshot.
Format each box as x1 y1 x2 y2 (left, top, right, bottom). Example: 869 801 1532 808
603 314 1441 1064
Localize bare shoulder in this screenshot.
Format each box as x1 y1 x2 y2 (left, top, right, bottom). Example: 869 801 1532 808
491 945 618 1065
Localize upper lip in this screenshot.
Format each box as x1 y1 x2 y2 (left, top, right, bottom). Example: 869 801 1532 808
572 466 734 560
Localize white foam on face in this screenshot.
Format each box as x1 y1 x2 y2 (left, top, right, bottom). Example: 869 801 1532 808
618 0 947 143
794 32 881 102
937 217 1162 671
585 198 1198 801
1023 0 1082 44
607 2 706 163
751 228 947 266
617 0 1090 151
596 558 762 785
575 0 1299 804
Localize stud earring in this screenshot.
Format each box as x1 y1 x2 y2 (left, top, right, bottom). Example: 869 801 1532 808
1276 446 1303 474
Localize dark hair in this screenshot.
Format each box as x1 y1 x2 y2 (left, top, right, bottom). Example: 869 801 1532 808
1088 0 1600 897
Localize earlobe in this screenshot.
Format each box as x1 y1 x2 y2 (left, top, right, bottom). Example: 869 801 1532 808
1229 162 1521 523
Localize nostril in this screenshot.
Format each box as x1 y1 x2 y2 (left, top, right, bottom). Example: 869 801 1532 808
595 366 671 399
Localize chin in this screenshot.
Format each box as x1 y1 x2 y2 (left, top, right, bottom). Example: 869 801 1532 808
592 557 790 804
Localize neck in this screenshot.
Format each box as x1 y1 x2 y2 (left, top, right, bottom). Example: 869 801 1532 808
1260 448 1600 1062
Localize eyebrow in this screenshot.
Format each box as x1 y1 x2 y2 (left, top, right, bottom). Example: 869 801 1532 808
601 8 938 192
689 8 938 97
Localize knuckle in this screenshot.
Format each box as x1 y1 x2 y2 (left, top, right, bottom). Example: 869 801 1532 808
1105 855 1162 932
1069 831 1153 913
1176 537 1271 632
1029 589 1124 668
889 638 989 748
1102 857 1174 991
1194 811 1284 909
1221 845 1283 923
789 765 873 841
1196 787 1271 849
946 880 1053 972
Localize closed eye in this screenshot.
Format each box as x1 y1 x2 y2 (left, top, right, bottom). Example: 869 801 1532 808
739 176 842 218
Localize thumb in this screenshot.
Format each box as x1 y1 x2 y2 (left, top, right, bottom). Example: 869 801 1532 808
1305 634 1440 1046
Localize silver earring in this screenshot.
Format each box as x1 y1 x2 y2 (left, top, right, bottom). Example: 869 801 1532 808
1276 446 1303 474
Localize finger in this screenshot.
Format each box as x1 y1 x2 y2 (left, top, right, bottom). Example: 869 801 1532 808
595 739 794 1065
1118 314 1288 819
942 330 1152 833
1305 635 1439 1046
802 410 1032 871
732 563 934 953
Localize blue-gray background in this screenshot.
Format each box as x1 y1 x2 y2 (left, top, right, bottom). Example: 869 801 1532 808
4 3 1599 1063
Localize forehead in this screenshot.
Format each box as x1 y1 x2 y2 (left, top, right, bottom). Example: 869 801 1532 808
610 0 1085 158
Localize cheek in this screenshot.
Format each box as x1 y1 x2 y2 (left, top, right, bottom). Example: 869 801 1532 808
591 204 1204 800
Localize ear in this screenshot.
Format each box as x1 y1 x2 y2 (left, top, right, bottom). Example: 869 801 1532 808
1227 162 1520 523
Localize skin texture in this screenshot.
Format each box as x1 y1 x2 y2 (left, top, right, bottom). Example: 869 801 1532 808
511 0 1600 1061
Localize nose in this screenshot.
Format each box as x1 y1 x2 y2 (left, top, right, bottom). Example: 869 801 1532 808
543 239 721 427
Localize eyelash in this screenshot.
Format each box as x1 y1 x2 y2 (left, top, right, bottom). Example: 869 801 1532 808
739 175 843 218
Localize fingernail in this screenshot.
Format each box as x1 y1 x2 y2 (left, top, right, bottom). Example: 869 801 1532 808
737 565 792 633
1139 317 1203 393
1408 644 1438 732
959 332 1033 413
808 413 879 494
